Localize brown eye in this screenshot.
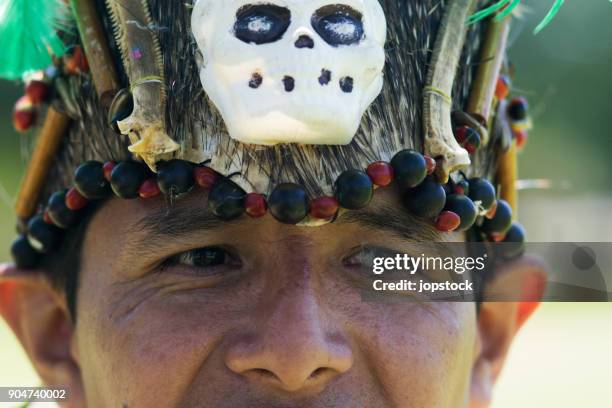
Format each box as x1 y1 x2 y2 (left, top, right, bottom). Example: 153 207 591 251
311 5 364 47
162 247 242 275
234 4 291 45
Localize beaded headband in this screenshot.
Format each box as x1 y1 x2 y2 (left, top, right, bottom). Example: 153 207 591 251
2 0 541 270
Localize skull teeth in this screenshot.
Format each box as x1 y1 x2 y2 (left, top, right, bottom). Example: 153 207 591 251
247 71 354 93
283 76 295 92
319 69 332 85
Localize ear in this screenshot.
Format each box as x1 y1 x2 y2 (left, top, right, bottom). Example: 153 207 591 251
0 263 84 407
469 256 547 408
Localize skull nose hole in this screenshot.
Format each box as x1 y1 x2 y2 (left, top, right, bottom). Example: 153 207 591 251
295 35 315 49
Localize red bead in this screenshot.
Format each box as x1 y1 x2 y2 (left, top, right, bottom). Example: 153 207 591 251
25 80 49 105
514 128 528 149
454 125 481 154
13 96 36 132
103 161 116 181
43 210 53 225
65 187 88 210
485 200 498 219
244 193 267 218
194 166 218 189
138 178 161 199
366 161 394 187
435 211 461 232
490 232 506 242
495 75 511 100
309 196 339 220
423 155 436 175
64 45 89 75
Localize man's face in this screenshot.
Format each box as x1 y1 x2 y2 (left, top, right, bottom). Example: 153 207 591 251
72 187 478 407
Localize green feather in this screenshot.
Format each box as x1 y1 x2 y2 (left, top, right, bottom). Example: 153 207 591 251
0 0 72 80
469 0 567 35
534 0 565 34
495 0 522 21
467 0 511 24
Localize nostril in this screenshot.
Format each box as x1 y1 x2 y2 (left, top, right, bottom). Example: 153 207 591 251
309 367 328 379
295 35 315 49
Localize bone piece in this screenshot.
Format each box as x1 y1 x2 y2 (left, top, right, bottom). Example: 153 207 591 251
423 0 479 183
106 0 179 170
466 16 510 141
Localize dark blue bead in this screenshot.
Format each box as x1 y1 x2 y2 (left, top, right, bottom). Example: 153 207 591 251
110 161 148 199
444 194 478 231
402 176 446 219
468 178 496 211
75 161 110 200
268 183 309 224
482 199 513 236
27 216 61 253
47 191 78 228
335 170 373 210
391 149 427 189
157 160 195 196
498 222 526 259
11 235 41 269
208 179 246 220
508 97 528 122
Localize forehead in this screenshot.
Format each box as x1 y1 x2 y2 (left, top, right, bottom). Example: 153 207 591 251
85 186 455 252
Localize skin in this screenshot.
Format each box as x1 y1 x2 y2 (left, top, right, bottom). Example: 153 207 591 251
0 187 546 408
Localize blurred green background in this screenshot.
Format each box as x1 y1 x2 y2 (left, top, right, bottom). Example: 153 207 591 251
0 1 611 407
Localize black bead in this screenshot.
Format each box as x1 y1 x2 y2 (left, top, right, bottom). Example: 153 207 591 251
74 161 111 200
11 235 41 269
391 149 427 189
110 161 148 199
508 97 528 122
268 183 309 224
335 170 373 210
482 199 513 236
444 194 478 231
402 176 446 219
498 222 526 259
47 191 78 228
208 179 246 220
27 216 61 253
468 178 496 212
157 160 195 196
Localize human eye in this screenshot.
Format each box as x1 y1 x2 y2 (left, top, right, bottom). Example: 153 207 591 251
160 246 242 277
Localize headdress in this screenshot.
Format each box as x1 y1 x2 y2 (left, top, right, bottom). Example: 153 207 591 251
0 0 558 268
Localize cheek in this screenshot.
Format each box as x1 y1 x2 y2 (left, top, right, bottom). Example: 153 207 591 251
343 301 476 407
76 277 234 407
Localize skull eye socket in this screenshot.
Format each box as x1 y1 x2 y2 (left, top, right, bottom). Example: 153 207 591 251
311 5 364 47
234 4 291 45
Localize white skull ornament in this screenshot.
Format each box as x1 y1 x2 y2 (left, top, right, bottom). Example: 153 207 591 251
191 0 387 145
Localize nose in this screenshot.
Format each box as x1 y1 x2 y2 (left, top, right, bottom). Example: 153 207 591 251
295 34 315 49
224 276 353 392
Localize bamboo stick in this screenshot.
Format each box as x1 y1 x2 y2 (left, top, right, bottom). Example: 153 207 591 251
15 108 71 219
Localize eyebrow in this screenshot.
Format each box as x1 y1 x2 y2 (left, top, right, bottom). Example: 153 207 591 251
124 199 441 257
125 204 236 256
336 204 442 242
